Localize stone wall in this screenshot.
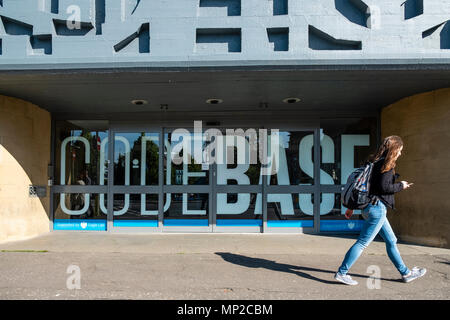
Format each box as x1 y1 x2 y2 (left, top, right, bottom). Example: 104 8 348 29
382 88 450 248
0 95 51 243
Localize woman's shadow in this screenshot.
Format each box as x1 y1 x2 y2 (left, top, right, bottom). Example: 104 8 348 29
215 252 400 285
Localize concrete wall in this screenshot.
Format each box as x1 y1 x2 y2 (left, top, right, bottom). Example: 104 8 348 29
0 94 51 243
382 87 450 248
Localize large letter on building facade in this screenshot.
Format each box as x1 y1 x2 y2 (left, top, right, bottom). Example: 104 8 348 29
216 135 251 214
60 136 90 215
141 136 173 214
140 135 159 215
298 133 335 215
99 136 130 215
255 133 294 214
341 134 370 214
183 134 207 215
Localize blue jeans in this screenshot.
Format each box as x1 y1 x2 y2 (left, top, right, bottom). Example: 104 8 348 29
338 200 410 276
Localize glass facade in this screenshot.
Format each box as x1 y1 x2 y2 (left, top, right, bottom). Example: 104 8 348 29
52 118 378 233
112 193 159 227
55 120 109 186
319 118 378 232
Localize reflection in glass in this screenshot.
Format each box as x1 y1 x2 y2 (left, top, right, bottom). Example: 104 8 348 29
216 193 261 221
164 133 209 185
274 131 315 186
320 118 377 185
53 193 106 219
164 193 209 220
114 133 159 186
216 131 261 186
113 194 158 220
55 120 108 186
320 193 362 220
266 193 314 221
319 193 364 232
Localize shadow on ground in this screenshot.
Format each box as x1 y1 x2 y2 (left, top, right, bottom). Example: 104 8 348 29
215 252 402 284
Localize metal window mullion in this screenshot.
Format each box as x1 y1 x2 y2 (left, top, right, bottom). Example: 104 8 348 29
209 160 213 232
111 186 159 193
212 162 217 232
314 127 321 233
262 163 267 234
49 116 55 231
320 185 343 193
52 185 108 193
158 128 164 231
107 128 114 232
214 185 262 193
264 185 315 193
262 126 267 233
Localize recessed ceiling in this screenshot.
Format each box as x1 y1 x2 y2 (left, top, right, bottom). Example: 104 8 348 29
0 66 449 118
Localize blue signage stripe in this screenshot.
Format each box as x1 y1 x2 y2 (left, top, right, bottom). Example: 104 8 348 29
267 220 314 228
320 220 364 232
113 220 158 227
216 219 262 227
163 219 209 227
53 219 106 231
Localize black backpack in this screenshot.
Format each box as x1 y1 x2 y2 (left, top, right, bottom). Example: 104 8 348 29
341 162 375 210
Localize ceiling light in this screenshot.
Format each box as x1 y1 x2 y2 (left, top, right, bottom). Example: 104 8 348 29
282 97 301 104
206 98 223 104
131 99 148 106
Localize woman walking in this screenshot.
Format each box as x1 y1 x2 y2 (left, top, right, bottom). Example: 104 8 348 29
334 135 426 285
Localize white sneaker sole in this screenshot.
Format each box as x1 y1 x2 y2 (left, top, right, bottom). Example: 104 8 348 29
403 269 427 283
334 275 358 286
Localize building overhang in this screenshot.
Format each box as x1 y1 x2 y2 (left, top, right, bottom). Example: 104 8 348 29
0 64 449 119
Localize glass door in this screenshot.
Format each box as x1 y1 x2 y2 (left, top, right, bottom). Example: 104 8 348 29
162 128 212 231
211 127 318 233
52 120 110 231
264 129 316 232
110 129 161 231
212 128 263 232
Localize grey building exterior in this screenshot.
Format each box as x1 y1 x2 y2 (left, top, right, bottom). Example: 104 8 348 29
0 0 449 67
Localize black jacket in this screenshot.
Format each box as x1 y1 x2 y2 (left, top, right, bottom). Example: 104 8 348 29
369 157 404 210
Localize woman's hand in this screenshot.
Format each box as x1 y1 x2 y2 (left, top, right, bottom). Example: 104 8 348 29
401 181 413 189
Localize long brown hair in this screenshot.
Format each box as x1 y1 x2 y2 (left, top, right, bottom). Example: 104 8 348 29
370 135 403 173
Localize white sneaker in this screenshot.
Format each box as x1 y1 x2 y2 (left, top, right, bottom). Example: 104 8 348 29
334 272 358 285
402 267 426 283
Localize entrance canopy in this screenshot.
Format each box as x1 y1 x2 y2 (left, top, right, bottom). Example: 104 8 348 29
0 65 449 119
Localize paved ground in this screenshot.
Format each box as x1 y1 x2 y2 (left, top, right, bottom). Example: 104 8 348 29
0 232 449 300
